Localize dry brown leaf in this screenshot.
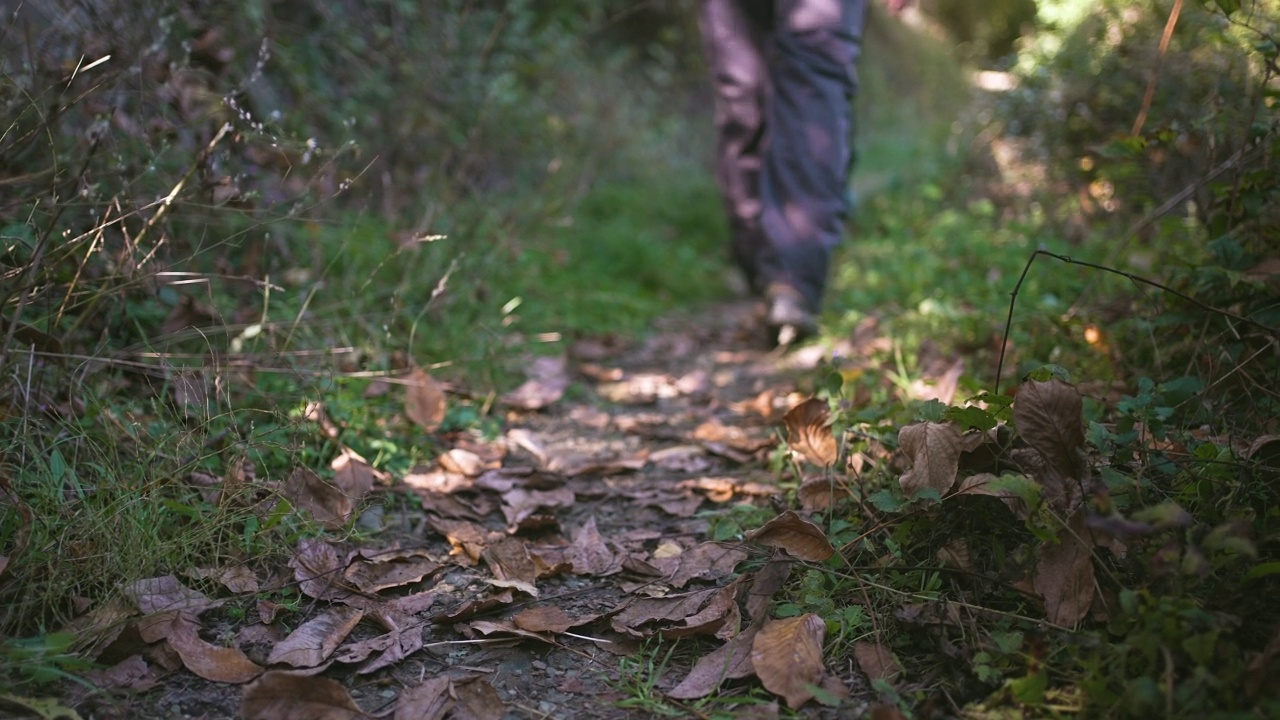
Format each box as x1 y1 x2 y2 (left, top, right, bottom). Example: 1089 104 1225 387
1034 509 1096 627
854 641 903 684
1013 379 1085 479
512 606 576 634
797 475 853 511
897 421 963 497
667 542 750 588
427 518 492 563
351 626 424 675
501 487 576 528
567 517 619 576
951 472 1030 518
404 367 446 432
784 398 838 467
751 613 829 710
482 536 540 596
611 587 720 638
393 676 452 720
468 619 554 643
284 466 359 530
745 511 835 562
166 614 263 684
666 626 759 699
290 538 356 602
343 549 441 594
123 575 218 616
439 448 485 477
662 582 742 640
502 355 570 410
84 654 162 692
330 447 378 504
241 670 369 720
745 557 793 625
453 676 506 720
267 606 364 668
430 590 514 624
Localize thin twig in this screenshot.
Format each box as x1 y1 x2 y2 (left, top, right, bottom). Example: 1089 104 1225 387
995 249 1278 394
1131 0 1184 137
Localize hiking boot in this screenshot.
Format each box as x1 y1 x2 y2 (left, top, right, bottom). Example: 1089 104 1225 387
765 283 817 346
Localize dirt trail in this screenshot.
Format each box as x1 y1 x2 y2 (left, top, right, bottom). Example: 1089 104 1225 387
66 299 866 720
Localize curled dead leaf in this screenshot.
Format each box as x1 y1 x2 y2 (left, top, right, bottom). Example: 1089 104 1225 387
745 511 835 562
167 614 262 684
752 613 843 710
404 367 447 432
854 640 903 684
267 607 364 668
784 398 838 467
241 670 369 720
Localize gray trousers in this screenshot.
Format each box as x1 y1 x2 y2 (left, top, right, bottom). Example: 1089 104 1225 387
699 0 866 311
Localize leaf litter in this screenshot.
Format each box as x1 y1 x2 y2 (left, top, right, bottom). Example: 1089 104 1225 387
53 301 1161 719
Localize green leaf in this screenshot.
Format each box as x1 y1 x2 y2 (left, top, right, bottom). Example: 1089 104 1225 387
944 405 997 431
1245 561 1280 581
1008 669 1047 705
868 488 905 513
1213 0 1241 15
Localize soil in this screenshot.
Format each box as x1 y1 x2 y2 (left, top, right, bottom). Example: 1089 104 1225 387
60 300 873 720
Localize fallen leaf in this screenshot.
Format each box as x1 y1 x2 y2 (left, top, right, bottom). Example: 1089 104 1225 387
662 582 742 640
404 367 447 432
611 587 720 638
1033 509 1095 627
501 487 576 528
666 626 759 699
123 575 218 616
897 421 963 497
167 614 263 683
512 606 580 634
267 607 364 668
284 466 361 530
502 355 570 410
745 511 835 562
650 445 713 473
393 676 452 720
84 654 161 692
854 641 903 684
666 542 750 588
344 548 441 594
453 676 506 720
797 476 852 511
751 614 830 710
241 670 369 720
783 398 838 466
290 538 356 602
331 447 378 504
439 448 485 477
745 557 793 625
566 517 619 576
482 536 540 596
427 518 492 563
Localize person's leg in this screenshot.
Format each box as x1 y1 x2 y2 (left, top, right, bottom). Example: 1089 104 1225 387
698 0 774 294
759 0 866 313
